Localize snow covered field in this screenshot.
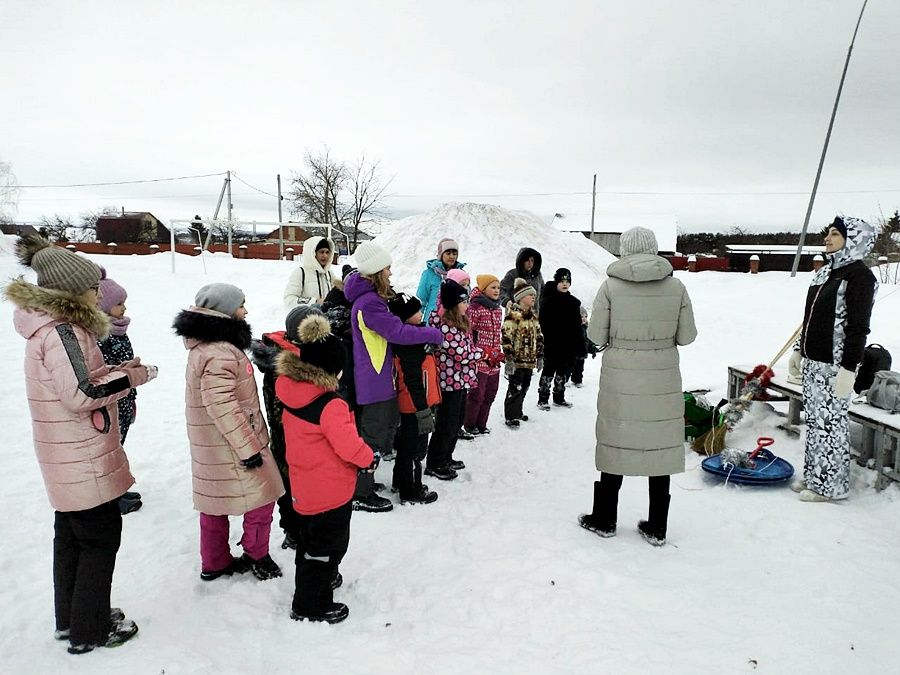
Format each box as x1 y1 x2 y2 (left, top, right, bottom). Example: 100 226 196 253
1 236 899 674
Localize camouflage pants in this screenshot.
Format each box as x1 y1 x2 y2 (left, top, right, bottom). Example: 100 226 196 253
802 359 851 499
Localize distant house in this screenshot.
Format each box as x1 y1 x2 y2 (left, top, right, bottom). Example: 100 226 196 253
554 214 678 256
95 212 170 243
0 223 40 237
265 223 357 254
725 244 826 273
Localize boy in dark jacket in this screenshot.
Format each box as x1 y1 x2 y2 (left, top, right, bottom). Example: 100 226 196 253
388 293 440 504
537 268 587 409
276 314 375 624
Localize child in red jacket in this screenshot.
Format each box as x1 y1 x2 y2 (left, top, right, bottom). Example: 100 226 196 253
275 314 375 624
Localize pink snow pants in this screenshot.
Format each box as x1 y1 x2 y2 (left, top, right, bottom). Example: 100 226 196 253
199 501 275 572
464 371 500 430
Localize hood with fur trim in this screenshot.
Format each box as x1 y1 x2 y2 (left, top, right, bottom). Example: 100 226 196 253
4 277 111 339
275 349 340 392
173 307 252 351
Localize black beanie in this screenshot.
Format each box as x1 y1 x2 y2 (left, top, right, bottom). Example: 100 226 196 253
341 264 355 280
285 305 325 342
554 268 572 283
830 216 848 240
315 238 331 252
294 315 345 376
439 279 469 311
387 293 423 322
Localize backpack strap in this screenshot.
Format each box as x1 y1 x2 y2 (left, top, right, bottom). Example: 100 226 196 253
282 391 340 425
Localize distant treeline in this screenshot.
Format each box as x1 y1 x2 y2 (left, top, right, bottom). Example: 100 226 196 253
676 231 803 255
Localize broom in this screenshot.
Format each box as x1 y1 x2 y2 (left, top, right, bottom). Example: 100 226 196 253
691 324 803 456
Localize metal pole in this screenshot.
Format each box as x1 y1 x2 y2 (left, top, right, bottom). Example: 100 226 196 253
170 219 176 274
590 173 597 240
226 170 233 257
277 174 284 259
206 177 228 251
790 0 868 277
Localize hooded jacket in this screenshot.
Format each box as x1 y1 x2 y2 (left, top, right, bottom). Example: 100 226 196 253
538 281 586 364
588 254 697 476
173 308 284 515
499 247 544 311
467 287 503 374
417 258 467 321
283 237 336 308
275 350 374 515
344 272 443 405
801 218 878 371
5 278 146 511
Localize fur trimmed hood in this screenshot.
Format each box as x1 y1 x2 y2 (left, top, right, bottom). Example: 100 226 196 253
173 307 252 351
4 277 111 339
275 349 339 392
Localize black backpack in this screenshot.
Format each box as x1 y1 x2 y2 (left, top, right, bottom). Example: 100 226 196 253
854 344 892 394
281 392 340 425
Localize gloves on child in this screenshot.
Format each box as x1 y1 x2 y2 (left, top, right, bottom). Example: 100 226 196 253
834 367 856 398
505 361 516 377
787 350 803 383
241 452 263 469
121 358 157 387
415 408 435 435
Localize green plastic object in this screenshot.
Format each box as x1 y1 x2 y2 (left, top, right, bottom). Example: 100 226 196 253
684 392 715 441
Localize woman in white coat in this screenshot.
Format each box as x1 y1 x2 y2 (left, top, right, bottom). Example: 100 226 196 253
283 237 335 308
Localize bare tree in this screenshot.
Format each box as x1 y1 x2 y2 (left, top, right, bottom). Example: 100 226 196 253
288 148 349 233
37 214 75 242
75 206 119 243
346 156 391 249
287 148 390 251
1 159 19 223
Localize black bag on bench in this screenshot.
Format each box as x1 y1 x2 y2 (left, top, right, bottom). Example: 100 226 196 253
855 344 892 394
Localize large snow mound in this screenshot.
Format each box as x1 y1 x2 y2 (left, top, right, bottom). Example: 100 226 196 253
365 202 617 307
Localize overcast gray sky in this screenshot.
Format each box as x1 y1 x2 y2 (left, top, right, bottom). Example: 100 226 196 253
3 0 899 233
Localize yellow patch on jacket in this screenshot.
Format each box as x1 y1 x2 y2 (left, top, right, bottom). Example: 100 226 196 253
357 309 387 374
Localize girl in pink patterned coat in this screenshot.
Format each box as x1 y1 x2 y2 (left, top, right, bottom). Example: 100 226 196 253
425 279 483 481
463 274 504 435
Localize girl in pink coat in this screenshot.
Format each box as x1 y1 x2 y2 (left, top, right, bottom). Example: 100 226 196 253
4 236 156 655
173 284 285 582
463 274 504 434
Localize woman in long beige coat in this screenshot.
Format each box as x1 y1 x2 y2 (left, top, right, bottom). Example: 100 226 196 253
579 227 697 546
173 284 284 581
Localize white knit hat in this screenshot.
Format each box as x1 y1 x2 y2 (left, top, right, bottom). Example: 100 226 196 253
354 242 392 275
619 227 658 256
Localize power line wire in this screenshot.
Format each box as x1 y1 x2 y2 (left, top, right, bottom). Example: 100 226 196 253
15 172 227 189
389 188 900 198
230 172 277 197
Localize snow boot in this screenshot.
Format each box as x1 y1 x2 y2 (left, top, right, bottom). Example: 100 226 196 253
790 478 807 493
67 619 139 654
448 458 466 471
638 493 670 546
200 555 251 581
552 374 571 407
799 489 832 503
353 492 394 512
424 464 458 481
519 415 529 421
457 428 476 441
579 480 617 537
290 603 349 624
537 375 553 409
477 427 491 434
505 419 520 429
281 532 298 550
242 553 283 580
55 608 125 641
331 572 343 590
579 514 616 538
400 485 439 505
118 494 142 515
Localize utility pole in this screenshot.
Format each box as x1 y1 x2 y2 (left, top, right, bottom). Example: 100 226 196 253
277 173 284 260
590 173 597 241
226 170 233 257
790 0 868 277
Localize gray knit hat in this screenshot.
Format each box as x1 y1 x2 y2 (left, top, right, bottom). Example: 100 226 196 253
619 226 658 256
353 242 392 275
194 283 245 317
15 235 102 294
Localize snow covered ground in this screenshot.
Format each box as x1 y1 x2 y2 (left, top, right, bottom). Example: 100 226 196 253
1 237 899 674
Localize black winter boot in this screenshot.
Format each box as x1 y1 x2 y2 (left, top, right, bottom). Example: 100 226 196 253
638 493 670 546
579 479 618 537
537 375 552 409
552 374 572 407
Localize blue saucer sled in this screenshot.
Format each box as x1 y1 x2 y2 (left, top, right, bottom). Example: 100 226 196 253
701 437 795 485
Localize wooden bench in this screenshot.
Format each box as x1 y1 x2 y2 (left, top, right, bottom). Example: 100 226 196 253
728 364 900 490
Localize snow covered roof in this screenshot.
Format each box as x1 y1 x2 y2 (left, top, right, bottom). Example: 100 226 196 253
366 202 617 306
725 244 826 255
553 213 678 251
